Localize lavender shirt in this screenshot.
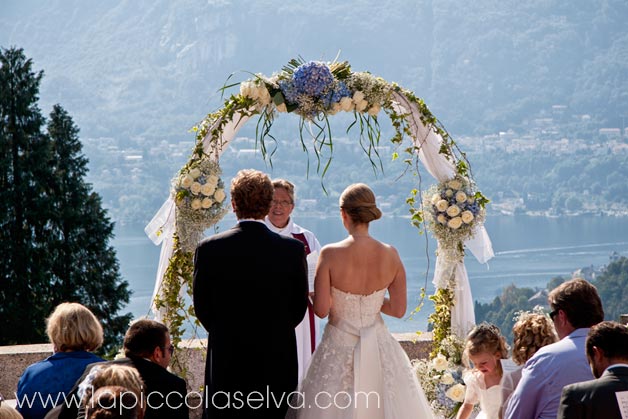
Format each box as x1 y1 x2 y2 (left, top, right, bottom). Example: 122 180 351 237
504 328 594 419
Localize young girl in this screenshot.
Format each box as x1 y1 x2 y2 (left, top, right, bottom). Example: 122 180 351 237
456 323 510 419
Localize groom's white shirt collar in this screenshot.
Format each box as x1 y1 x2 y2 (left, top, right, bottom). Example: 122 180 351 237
238 218 266 224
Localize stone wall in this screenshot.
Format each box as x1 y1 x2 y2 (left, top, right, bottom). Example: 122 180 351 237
0 333 432 418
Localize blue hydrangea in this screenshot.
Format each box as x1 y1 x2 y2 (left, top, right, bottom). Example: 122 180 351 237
331 81 351 102
279 79 299 105
292 61 335 98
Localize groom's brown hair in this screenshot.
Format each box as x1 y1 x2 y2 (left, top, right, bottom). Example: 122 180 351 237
231 169 274 219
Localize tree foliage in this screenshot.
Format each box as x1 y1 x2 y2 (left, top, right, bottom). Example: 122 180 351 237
0 47 131 354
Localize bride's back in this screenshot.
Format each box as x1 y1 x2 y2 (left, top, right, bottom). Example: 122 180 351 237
326 236 400 295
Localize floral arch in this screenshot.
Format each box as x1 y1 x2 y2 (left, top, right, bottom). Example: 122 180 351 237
145 58 494 360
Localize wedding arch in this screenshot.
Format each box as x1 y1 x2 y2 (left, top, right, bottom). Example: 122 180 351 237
145 58 494 359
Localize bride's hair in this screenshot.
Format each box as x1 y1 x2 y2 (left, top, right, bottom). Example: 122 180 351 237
339 183 382 224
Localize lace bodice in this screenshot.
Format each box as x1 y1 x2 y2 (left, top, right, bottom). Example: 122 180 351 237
328 286 387 329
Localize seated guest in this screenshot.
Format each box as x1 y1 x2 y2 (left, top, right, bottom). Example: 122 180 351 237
500 311 557 419
1 392 24 419
504 278 604 419
17 303 104 419
557 321 628 419
85 386 143 419
79 365 145 419
59 319 188 419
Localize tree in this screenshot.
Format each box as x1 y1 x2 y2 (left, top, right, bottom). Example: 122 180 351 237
46 104 132 352
594 256 628 322
0 47 131 354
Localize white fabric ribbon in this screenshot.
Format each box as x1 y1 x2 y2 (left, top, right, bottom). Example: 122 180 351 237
145 109 253 320
391 91 495 338
329 316 385 419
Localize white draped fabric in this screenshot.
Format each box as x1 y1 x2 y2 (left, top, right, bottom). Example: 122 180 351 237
144 110 252 321
391 91 494 338
145 95 494 337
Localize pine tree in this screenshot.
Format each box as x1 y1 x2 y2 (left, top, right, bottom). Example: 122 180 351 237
0 47 131 353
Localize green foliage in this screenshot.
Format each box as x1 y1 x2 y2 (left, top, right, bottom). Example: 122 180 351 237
0 48 131 353
428 287 454 358
595 256 628 322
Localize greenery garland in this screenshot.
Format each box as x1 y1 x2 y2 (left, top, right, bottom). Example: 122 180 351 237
156 57 489 365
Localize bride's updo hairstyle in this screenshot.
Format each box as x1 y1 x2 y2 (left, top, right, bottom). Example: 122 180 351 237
340 183 382 224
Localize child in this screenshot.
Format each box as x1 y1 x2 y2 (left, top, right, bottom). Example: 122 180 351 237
456 323 509 419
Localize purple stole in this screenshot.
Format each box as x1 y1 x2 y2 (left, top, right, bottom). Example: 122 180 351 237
291 232 316 354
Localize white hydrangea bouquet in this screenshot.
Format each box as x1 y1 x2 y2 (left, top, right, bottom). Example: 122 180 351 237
172 155 228 251
413 335 467 418
423 175 486 253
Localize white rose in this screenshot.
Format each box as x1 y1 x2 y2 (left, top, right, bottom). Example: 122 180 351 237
206 175 219 188
214 188 226 203
455 191 467 203
189 168 201 179
448 217 463 229
461 210 475 224
352 91 365 103
437 214 447 225
200 183 216 196
445 189 454 198
180 175 194 189
240 81 254 98
340 96 354 112
191 199 202 210
446 205 461 217
201 197 213 209
431 193 441 205
190 182 202 195
448 179 462 190
257 86 271 106
276 102 287 113
446 383 466 403
431 354 448 371
367 103 381 116
355 99 369 112
441 372 455 385
436 199 449 212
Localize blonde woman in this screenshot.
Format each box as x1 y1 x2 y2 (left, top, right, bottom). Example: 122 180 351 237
500 311 557 419
17 303 104 419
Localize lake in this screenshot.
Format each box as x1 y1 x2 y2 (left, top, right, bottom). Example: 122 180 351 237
112 214 628 333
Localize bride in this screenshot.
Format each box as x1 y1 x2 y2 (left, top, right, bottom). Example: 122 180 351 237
297 183 435 419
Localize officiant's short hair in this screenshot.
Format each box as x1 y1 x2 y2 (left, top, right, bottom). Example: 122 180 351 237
272 179 295 203
231 169 274 219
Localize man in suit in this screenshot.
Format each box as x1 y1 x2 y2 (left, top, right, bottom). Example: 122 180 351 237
59 319 188 419
193 169 308 419
505 278 604 419
557 321 628 419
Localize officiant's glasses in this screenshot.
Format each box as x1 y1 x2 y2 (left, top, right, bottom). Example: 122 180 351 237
271 200 293 207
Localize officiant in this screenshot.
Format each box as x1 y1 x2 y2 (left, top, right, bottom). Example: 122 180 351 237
265 178 322 382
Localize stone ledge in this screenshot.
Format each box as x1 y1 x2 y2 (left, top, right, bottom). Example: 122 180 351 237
0 333 432 419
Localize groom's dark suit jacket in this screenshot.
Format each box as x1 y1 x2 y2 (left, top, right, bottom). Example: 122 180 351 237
557 365 628 419
193 221 308 419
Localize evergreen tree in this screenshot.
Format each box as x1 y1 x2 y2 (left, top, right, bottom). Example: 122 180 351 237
0 47 131 353
594 256 628 323
0 47 53 343
47 104 132 353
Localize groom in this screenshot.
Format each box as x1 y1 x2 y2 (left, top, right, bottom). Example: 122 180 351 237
193 169 309 419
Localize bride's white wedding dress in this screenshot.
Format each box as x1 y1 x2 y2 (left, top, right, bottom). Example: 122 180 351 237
297 287 435 419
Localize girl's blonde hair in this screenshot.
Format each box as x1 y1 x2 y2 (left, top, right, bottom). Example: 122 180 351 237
462 322 509 368
512 312 558 365
46 302 103 352
0 404 24 419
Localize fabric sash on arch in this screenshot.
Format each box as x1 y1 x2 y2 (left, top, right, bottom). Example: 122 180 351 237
328 316 385 419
